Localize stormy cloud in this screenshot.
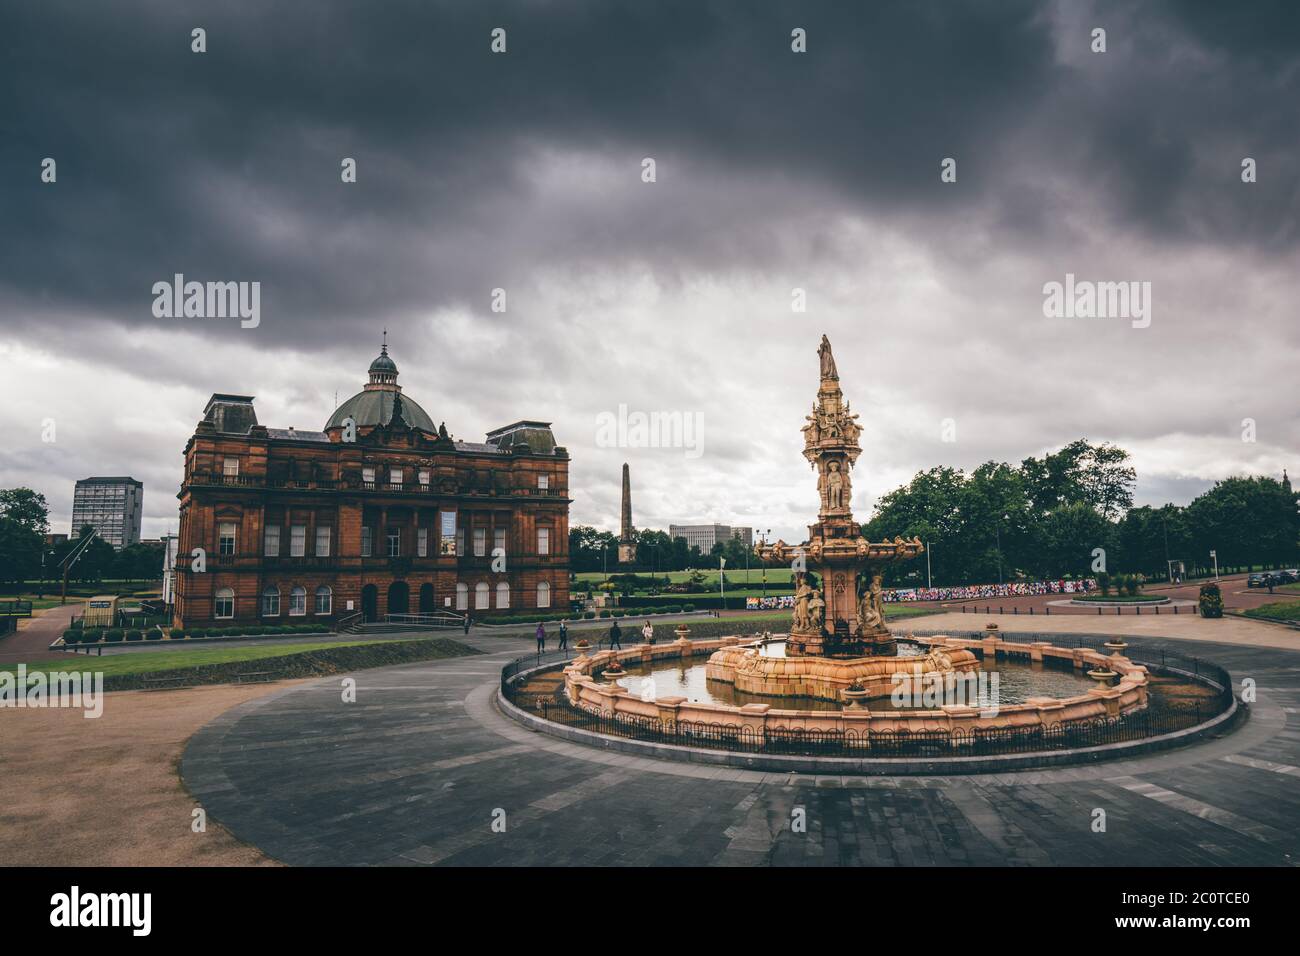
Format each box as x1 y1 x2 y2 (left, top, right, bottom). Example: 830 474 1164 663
2 0 1297 539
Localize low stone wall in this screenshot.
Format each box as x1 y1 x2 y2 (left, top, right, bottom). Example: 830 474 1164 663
560 634 1149 742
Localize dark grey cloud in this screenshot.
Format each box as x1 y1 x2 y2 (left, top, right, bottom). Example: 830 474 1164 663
4 0 1297 346
2 0 1297 538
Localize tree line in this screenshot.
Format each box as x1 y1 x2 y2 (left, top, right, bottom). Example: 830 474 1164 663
572 439 1299 587
0 489 166 592
860 440 1298 586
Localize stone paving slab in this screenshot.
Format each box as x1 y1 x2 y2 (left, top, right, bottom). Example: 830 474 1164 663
181 632 1300 866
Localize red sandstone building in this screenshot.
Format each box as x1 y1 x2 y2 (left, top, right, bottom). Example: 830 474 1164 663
173 341 570 628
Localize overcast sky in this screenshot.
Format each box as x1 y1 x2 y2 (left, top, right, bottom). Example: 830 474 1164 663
2 0 1297 542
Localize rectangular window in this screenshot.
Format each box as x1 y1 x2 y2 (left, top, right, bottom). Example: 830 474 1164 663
439 511 457 556
537 474 549 491
362 466 376 488
537 527 550 555
417 527 428 557
361 526 372 557
315 526 331 557
289 589 306 616
389 467 402 488
418 469 431 488
314 587 331 615
215 591 235 618
387 528 401 557
219 522 237 556
263 525 280 557
473 527 486 557
493 528 506 556
223 457 239 478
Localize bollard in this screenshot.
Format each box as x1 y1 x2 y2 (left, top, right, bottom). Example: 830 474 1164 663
1136 605 1141 615
1098 607 1102 615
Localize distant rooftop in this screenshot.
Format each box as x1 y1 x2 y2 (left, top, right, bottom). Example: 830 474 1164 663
75 476 143 486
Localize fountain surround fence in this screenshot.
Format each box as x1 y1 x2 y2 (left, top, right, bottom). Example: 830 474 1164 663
499 633 1236 761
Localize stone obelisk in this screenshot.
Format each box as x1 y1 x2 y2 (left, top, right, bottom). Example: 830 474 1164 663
617 463 635 564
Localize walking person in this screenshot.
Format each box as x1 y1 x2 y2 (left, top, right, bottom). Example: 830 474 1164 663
557 619 568 651
462 613 471 636
536 621 546 654
608 619 622 650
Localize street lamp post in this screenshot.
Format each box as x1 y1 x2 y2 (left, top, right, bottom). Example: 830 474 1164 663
926 542 932 590
1210 549 1219 581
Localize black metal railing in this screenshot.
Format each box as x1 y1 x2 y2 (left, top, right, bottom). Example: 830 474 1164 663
499 639 1236 760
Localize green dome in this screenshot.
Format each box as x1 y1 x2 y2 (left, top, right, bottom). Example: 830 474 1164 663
325 388 436 433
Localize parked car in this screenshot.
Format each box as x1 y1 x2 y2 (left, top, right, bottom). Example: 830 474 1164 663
1277 569 1299 584
1247 573 1271 588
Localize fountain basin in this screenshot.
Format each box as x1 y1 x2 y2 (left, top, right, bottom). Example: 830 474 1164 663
705 640 979 702
561 633 1150 741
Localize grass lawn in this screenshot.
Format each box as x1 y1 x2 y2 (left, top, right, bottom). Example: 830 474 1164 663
575 569 796 587
2 639 385 678
1244 601 1300 624
1073 594 1165 603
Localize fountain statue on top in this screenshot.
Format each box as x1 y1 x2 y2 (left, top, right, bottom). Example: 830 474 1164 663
758 334 925 658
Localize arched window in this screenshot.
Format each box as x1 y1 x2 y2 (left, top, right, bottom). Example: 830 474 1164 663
289 586 307 616
456 582 469 611
496 582 510 609
475 582 489 610
536 581 551 609
314 586 332 615
261 587 280 617
215 587 235 619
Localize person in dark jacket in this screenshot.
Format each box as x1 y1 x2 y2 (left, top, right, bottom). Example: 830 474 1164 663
462 614 471 635
557 619 568 650
536 622 547 653
608 620 622 649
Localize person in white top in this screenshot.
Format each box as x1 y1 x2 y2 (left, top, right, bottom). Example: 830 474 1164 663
641 621 654 644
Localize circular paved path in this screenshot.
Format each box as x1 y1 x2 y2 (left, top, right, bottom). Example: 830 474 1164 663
182 632 1300 866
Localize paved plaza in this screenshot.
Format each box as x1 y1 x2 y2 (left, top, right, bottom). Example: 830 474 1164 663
180 624 1300 867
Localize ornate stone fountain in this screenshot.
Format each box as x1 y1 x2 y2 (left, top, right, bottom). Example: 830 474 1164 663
707 335 978 701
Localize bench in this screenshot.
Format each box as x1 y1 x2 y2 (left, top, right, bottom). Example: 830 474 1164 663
141 676 190 691
234 671 275 684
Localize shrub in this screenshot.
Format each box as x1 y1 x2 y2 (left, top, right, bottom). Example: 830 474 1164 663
125 629 143 642
104 629 124 643
1125 575 1140 597
1199 583 1224 619
146 628 164 640
598 610 611 618
170 629 187 640
612 610 625 618
62 629 81 644
583 611 595 619
682 603 696 612
1097 572 1111 596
